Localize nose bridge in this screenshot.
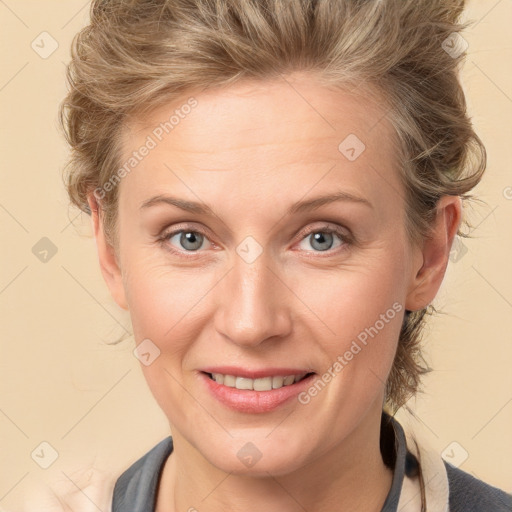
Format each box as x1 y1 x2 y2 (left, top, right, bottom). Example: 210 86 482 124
215 244 290 346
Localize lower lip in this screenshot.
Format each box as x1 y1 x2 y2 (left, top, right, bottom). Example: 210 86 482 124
200 372 316 413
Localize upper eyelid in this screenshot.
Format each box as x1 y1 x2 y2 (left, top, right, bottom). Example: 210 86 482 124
160 222 347 239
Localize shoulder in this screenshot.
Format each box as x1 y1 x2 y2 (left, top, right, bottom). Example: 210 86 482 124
112 436 173 511
18 465 116 512
444 461 512 512
395 411 511 512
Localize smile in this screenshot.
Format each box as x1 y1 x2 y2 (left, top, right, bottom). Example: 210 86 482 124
200 370 316 413
207 372 311 391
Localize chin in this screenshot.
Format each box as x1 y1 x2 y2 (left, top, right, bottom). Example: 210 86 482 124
200 436 309 477
214 452 303 478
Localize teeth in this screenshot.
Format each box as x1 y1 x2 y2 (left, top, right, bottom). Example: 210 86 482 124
283 375 295 386
210 372 308 390
254 377 273 391
272 376 284 389
223 374 236 387
212 373 224 385
235 376 253 390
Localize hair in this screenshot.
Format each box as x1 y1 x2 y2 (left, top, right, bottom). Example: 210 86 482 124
59 0 487 414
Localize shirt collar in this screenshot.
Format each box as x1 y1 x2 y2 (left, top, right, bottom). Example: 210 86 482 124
112 411 424 512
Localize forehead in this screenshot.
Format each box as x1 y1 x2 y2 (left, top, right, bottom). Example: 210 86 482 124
127 75 393 149
118 75 402 215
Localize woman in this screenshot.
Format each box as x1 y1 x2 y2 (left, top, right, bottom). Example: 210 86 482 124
58 0 511 510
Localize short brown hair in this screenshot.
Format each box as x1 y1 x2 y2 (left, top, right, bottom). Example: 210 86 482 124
59 0 487 414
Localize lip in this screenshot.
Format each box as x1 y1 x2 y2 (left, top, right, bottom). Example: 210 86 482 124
199 370 316 414
199 366 312 379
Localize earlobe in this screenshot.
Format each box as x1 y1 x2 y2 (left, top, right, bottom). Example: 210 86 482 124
86 193 129 311
405 195 462 312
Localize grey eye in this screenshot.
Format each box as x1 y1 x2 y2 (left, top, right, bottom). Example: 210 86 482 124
172 231 206 251
297 230 345 253
309 232 335 251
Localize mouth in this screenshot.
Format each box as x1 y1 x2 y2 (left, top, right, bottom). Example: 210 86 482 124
203 371 315 391
199 369 317 413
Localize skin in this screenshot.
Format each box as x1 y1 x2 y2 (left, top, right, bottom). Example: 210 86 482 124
88 72 461 512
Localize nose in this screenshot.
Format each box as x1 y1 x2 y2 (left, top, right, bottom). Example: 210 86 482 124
214 248 293 348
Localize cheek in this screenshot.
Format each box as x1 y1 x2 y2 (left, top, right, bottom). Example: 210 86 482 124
291 250 406 340
123 253 212 339
122 260 207 415
290 250 406 402
124 241 407 348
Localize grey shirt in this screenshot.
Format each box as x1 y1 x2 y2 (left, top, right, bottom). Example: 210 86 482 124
112 412 512 511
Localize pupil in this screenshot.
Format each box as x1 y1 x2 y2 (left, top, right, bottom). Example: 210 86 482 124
181 231 202 251
312 232 333 251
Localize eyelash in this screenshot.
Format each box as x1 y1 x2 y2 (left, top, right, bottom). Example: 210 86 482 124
156 223 352 258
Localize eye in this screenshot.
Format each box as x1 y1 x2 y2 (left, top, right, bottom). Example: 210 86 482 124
296 224 351 253
158 226 213 254
156 222 351 257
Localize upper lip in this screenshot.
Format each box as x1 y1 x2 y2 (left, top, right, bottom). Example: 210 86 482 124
200 366 314 379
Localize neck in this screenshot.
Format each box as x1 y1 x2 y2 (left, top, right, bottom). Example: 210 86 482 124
156 406 393 512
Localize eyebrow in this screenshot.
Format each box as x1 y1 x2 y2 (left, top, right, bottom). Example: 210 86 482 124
139 191 373 216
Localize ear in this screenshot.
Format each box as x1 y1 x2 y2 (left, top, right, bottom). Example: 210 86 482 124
87 192 129 311
405 195 462 312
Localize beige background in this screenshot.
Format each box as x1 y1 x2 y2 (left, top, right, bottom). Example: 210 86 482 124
1 0 511 509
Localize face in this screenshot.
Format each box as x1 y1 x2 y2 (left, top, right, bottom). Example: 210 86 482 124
91 73 451 476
